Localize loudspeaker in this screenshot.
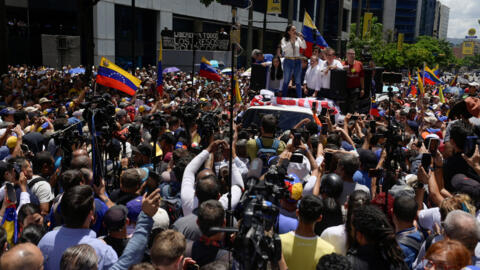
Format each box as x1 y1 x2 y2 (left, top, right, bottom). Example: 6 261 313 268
373 67 385 93
250 64 267 91
330 69 347 100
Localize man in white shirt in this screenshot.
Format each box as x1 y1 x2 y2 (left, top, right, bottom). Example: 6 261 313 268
319 48 343 100
303 55 322 97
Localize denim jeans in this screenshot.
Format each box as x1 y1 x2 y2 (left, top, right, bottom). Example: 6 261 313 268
282 59 302 98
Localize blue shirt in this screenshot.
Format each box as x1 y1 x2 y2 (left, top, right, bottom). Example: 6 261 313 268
38 226 118 270
353 170 372 189
278 214 298 234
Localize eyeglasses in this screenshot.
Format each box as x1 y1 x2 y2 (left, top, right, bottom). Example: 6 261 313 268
424 258 456 270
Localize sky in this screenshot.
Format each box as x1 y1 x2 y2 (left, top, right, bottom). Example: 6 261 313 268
439 0 480 38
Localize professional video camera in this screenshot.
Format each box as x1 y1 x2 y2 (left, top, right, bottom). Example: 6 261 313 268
50 121 87 168
142 111 167 141
233 159 289 270
81 93 117 141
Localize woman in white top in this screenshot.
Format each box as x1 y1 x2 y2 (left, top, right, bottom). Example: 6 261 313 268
280 25 306 98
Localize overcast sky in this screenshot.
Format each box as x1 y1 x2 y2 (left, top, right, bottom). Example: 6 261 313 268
439 0 479 38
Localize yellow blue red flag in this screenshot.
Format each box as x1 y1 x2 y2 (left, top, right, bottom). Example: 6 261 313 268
96 57 141 96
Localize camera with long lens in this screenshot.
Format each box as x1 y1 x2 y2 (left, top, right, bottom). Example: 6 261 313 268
232 159 288 270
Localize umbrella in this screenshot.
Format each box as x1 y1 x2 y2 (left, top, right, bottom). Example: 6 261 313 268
241 67 251 77
221 68 232 74
163 67 180 73
210 60 219 68
444 86 463 95
382 85 399 93
68 67 85 75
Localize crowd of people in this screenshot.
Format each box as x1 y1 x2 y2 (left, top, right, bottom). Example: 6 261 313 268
1 24 480 270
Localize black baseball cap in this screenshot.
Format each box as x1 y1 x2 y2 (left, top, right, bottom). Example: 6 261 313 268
103 205 128 231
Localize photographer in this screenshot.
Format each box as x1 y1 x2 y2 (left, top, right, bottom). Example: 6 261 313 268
246 114 286 161
181 140 244 216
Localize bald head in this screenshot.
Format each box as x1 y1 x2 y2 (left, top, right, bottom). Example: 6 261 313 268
0 243 43 270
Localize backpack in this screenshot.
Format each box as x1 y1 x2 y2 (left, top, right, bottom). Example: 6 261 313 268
27 177 47 190
396 230 423 254
256 138 280 172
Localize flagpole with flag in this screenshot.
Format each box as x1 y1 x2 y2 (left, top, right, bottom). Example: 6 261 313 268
96 57 141 96
199 57 222 81
156 39 163 97
417 68 425 96
301 12 328 58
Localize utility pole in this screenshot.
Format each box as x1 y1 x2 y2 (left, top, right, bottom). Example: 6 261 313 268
131 0 136 69
288 0 293 25
317 0 325 33
246 3 253 67
337 0 344 56
260 6 267 51
77 0 97 78
0 0 7 75
356 0 362 37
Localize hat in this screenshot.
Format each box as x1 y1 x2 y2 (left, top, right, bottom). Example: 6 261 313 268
465 97 480 118
116 109 127 117
126 196 143 223
284 174 303 201
0 107 15 116
6 136 17 149
72 109 84 118
122 167 149 184
152 208 170 231
39 97 52 104
103 205 128 231
451 174 480 199
24 106 38 113
132 142 153 157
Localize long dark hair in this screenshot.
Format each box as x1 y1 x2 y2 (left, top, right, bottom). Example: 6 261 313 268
345 190 370 249
270 56 283 80
283 25 294 41
351 205 407 269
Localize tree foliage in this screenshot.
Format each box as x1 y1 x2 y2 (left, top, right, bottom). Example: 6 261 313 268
349 18 456 71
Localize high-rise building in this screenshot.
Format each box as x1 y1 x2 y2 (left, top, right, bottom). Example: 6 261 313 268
434 2 449 39
352 0 449 43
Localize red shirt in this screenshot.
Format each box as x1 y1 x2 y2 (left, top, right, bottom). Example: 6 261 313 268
342 60 364 89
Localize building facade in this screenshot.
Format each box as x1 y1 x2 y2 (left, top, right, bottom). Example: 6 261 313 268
435 2 449 39
5 0 351 70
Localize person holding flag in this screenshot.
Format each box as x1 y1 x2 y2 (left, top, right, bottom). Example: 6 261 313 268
281 25 306 98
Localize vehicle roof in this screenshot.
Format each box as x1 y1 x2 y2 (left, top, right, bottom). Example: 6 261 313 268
246 105 313 115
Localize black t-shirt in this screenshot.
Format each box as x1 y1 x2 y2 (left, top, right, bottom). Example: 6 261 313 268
443 153 480 192
104 236 129 257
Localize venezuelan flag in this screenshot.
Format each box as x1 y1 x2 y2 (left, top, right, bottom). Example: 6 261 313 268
370 98 380 117
96 57 141 96
199 57 222 81
432 64 440 77
408 72 412 87
156 40 163 96
301 12 328 58
439 85 446 103
449 74 458 86
423 66 444 85
417 69 425 96
2 206 17 246
234 75 242 103
410 85 418 97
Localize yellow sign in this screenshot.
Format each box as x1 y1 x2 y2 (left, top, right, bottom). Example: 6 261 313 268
267 0 281 14
362 12 373 39
397 33 404 51
468 28 476 36
463 41 475 55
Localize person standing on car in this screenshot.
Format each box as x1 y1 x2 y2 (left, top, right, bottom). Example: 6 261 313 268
342 49 365 113
281 25 306 98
